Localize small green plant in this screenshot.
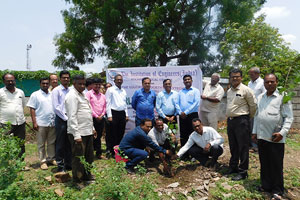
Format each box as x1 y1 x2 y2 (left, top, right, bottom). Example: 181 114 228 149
134 164 147 175
167 122 178 149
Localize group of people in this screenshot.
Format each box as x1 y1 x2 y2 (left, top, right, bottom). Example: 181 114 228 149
0 67 293 199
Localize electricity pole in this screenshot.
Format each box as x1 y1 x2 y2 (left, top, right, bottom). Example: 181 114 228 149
26 44 32 71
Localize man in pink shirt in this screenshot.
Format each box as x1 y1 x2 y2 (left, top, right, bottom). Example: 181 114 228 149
86 78 106 159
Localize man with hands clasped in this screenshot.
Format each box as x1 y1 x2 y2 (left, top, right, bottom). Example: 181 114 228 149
252 73 293 200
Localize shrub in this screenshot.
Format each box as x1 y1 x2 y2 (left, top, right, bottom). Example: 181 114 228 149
0 125 25 191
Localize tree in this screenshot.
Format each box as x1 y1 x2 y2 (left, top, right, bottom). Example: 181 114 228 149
53 0 265 70
221 15 300 102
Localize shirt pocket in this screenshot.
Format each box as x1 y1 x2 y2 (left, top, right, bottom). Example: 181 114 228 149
187 93 194 103
232 94 244 106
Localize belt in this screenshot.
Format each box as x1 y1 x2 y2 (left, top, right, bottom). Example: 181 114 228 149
228 115 249 120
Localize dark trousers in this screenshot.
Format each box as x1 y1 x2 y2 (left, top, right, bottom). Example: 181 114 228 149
110 110 126 154
179 112 199 146
162 115 177 124
93 118 104 156
187 144 223 165
68 134 94 181
227 115 250 172
104 117 113 154
258 139 284 194
11 123 26 159
124 148 148 168
55 115 72 170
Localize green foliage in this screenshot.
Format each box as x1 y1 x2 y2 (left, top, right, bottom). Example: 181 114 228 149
284 168 300 188
167 122 178 149
221 15 300 103
0 124 25 191
53 0 264 69
0 70 88 84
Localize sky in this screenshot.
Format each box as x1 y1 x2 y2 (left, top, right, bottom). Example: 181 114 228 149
0 0 299 73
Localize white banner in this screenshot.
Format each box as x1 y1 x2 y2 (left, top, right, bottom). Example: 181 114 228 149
106 65 203 132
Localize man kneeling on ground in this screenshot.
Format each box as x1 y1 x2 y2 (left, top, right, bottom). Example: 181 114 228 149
177 118 224 167
119 118 172 174
148 118 177 160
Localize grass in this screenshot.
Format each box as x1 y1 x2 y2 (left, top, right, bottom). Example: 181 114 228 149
16 126 300 199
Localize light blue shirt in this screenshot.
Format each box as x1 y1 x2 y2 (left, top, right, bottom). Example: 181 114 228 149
178 87 200 115
156 90 180 118
52 84 70 121
253 90 293 143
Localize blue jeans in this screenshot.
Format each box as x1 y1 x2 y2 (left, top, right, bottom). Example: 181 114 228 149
124 148 148 168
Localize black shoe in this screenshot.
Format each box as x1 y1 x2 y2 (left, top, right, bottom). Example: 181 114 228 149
232 172 248 181
226 168 239 174
125 167 135 174
205 158 217 168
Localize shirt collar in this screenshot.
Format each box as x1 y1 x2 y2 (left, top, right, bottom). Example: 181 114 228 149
251 77 262 84
183 87 193 91
3 87 16 93
263 89 280 98
232 83 242 90
40 89 49 95
209 83 219 88
59 84 69 91
163 90 173 94
92 89 101 95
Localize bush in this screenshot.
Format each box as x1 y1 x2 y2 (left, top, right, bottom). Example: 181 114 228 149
0 125 25 191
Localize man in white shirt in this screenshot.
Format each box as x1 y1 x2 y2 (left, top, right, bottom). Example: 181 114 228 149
148 118 176 159
248 67 266 151
65 75 95 183
248 67 266 99
177 118 224 167
105 74 128 156
0 73 26 159
27 77 56 170
200 73 225 130
252 73 293 199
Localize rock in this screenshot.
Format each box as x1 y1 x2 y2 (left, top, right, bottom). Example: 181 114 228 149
158 192 162 196
204 180 209 185
199 197 208 200
171 195 176 199
44 176 52 184
209 182 216 188
195 185 204 191
223 193 232 198
167 182 180 188
203 173 211 179
181 190 189 196
54 172 71 183
221 182 232 191
187 196 194 200
204 184 209 191
213 177 220 181
233 184 245 191
54 189 64 197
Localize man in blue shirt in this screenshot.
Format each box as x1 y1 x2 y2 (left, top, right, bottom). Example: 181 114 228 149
132 77 156 126
119 119 172 174
178 75 200 147
156 79 180 124
52 70 72 172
